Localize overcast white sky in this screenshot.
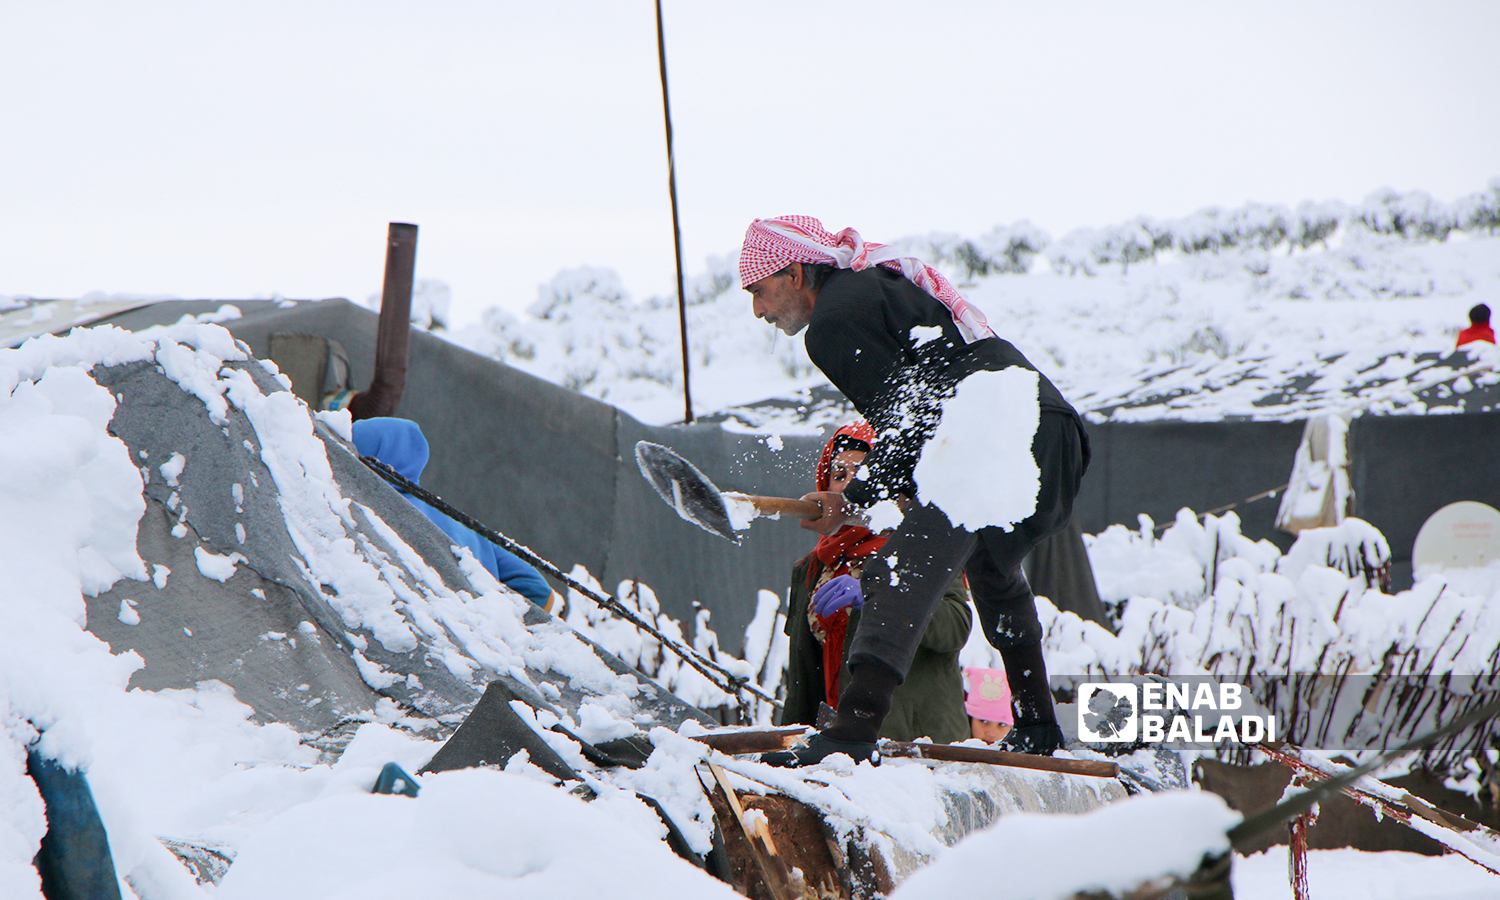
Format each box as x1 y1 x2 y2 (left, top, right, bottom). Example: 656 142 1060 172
2 1 1497 326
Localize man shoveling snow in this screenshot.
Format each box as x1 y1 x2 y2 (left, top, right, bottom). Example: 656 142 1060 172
741 215 1090 764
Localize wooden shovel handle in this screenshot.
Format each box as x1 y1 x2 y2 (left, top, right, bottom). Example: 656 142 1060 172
743 495 824 520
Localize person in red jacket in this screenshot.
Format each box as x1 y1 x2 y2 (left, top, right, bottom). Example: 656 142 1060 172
1457 303 1494 347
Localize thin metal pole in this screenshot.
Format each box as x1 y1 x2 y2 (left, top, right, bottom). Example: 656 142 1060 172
655 0 693 423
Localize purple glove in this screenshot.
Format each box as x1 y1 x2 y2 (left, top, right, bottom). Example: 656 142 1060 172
813 574 863 617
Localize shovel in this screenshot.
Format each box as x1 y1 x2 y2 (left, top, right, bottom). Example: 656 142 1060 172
634 441 822 542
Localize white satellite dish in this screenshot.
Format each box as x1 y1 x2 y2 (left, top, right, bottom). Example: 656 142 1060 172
1412 501 1500 574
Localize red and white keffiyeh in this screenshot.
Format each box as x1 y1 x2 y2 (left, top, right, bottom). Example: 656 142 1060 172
739 215 996 344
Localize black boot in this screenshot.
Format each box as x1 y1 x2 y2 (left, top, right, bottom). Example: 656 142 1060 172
997 722 1065 755
1001 638 1056 726
761 731 881 768
759 661 900 768
993 638 1064 755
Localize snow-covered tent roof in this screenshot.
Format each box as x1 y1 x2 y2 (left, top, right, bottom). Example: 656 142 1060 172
75 324 709 740
1072 344 1500 423
73 297 827 658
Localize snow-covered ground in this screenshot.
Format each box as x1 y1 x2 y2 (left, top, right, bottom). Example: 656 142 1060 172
5 184 1500 898
448 182 1500 429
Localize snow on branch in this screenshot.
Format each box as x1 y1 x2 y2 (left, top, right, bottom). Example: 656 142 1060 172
1050 511 1500 773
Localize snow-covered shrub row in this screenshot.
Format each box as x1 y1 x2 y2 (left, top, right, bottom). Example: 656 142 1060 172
448 181 1500 428
892 181 1500 282
559 567 788 726
1042 511 1499 771
889 221 1051 282
1042 180 1500 277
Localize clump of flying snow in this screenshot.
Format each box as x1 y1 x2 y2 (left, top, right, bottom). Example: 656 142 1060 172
721 492 759 531
913 367 1041 531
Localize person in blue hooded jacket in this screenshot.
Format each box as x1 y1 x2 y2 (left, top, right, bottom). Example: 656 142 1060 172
351 417 551 606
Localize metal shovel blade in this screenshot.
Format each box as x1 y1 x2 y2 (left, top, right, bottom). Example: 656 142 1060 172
634 441 738 542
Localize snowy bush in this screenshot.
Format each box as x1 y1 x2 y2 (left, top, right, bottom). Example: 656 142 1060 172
686 254 736 305
1057 510 1500 771
364 277 451 331
528 266 630 321
1044 229 1101 276
1091 222 1157 274
1134 216 1176 256
410 279 451 331
1225 202 1291 251
1171 207 1236 255
1354 188 1457 242
519 267 676 395
559 567 787 726
1289 199 1346 251
1277 519 1390 590
975 221 1051 275
1453 178 1500 235
890 232 991 283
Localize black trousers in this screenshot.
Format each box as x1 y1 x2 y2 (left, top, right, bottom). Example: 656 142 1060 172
845 411 1086 726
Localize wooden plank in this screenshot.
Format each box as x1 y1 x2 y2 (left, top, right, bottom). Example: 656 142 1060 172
880 741 1120 779
704 761 799 900
691 726 809 755
690 727 1120 779
1257 741 1500 876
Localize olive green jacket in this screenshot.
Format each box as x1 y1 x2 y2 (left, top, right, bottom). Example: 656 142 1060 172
780 552 973 744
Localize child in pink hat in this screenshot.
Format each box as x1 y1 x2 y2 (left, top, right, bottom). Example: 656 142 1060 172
964 667 1014 744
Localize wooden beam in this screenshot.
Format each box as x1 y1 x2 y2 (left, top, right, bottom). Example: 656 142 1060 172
880 741 1120 779
703 761 800 900
1257 741 1500 876
691 727 1120 779
691 726 809 756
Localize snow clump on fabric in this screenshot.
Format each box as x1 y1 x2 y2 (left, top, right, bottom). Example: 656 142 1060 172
913 367 1041 532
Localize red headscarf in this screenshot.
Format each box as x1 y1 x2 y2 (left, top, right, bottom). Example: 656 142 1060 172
739 215 996 344
807 421 886 708
812 421 886 572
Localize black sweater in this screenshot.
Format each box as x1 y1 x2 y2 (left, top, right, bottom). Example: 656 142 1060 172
803 267 1083 507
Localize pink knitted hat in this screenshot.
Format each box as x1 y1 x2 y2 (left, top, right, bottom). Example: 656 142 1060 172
964 667 1013 724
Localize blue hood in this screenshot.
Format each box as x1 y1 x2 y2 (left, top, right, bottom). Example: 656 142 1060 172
351 417 429 485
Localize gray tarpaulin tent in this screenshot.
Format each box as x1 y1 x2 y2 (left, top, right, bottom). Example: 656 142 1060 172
1073 411 1500 589
699 340 1500 596
68 297 1500 648
81 350 707 738
91 298 825 655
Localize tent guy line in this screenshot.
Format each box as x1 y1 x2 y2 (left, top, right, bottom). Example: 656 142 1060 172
357 453 782 709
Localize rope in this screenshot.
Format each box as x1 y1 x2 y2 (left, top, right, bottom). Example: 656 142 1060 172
1151 479 1292 535
358 456 780 709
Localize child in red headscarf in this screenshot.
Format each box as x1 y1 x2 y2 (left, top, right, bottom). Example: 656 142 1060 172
778 422 974 744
